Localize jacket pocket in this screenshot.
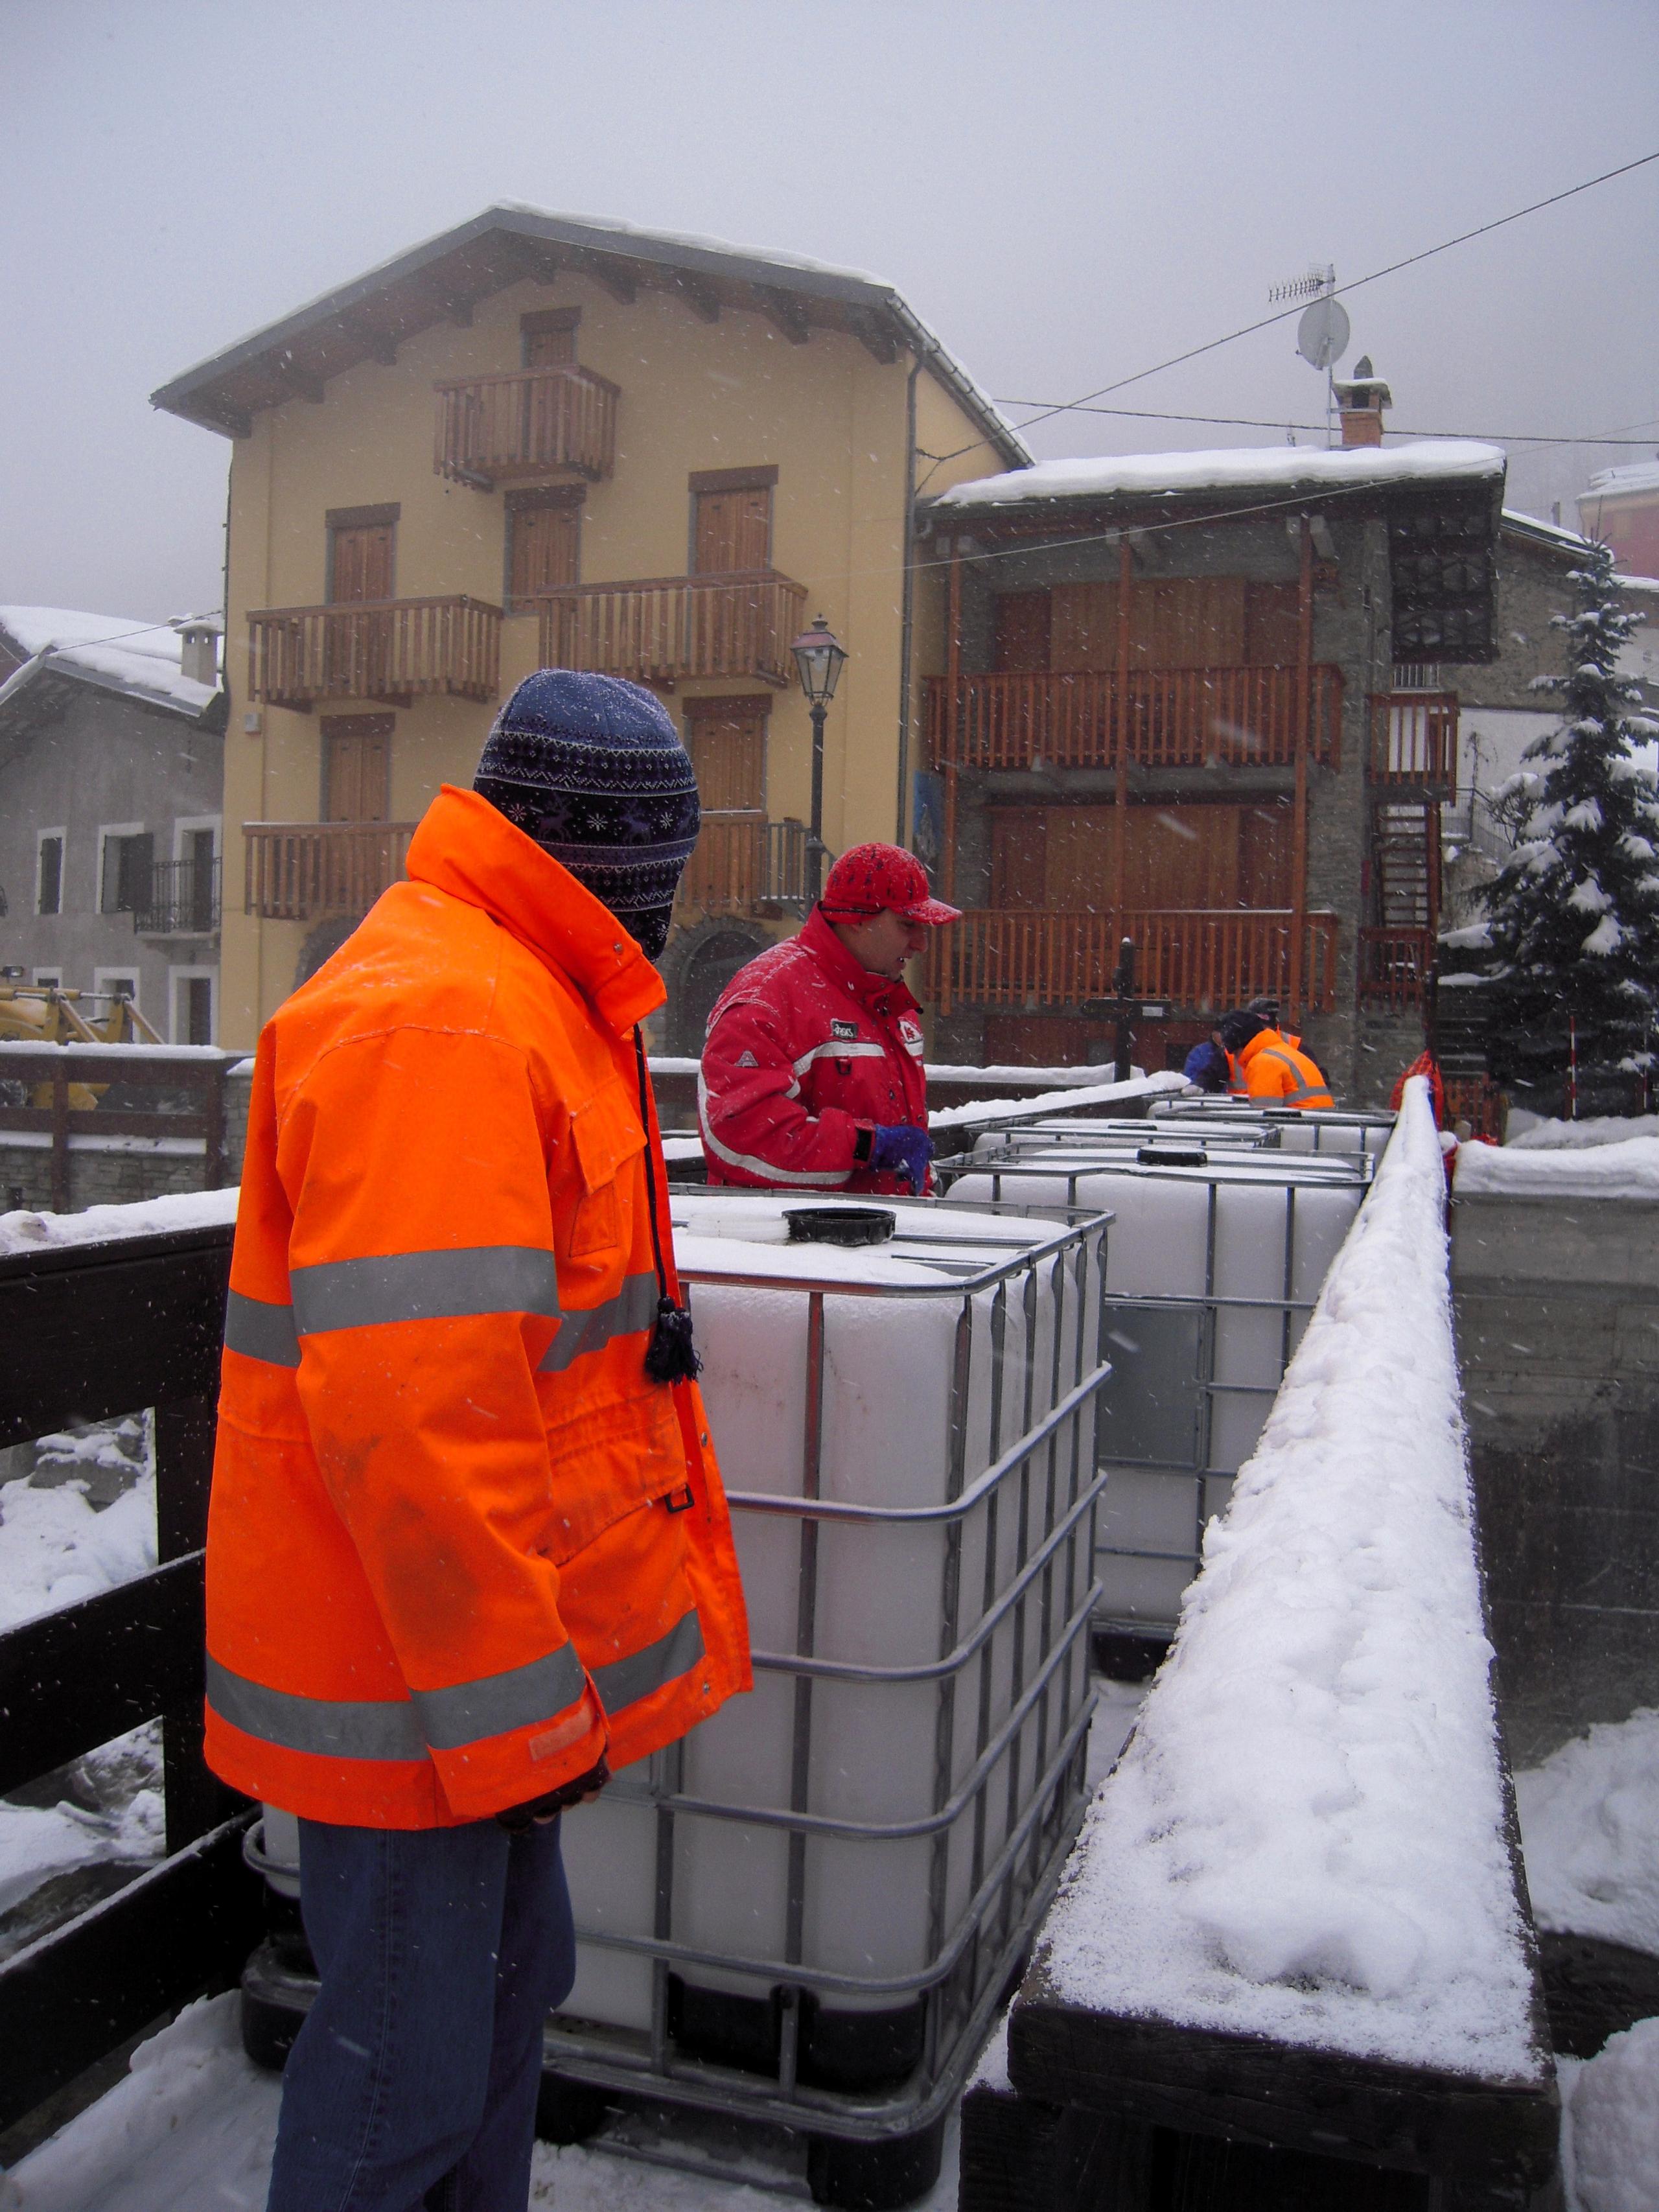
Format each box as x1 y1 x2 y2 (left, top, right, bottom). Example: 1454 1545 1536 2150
539 1385 687 1563
568 1080 646 1260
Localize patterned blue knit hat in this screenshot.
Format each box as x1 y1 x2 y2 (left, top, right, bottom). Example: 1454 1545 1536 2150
474 669 699 961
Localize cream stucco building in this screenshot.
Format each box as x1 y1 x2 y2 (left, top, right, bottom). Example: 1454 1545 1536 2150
152 206 1027 1049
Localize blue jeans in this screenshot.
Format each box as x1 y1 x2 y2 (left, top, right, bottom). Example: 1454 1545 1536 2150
266 1815 576 2212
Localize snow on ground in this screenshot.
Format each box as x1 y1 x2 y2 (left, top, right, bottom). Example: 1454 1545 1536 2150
1456 1135 1659 1199
0 1463 156 1632
0 1187 237 1257
1030 1082 1544 2078
0 1727 163 1925
1559 2021 1659 2212
1516 1711 1659 1957
1504 1113 1659 1152
2 1993 967 2212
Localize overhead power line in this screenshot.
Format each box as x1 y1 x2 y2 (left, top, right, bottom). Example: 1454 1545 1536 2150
988 400 1659 448
1006 148 1659 437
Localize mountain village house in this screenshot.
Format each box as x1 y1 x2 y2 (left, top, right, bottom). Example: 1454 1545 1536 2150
150 206 1028 1051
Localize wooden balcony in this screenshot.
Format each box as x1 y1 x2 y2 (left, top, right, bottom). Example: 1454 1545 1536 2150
923 665 1343 774
537 570 807 689
433 365 619 489
244 821 417 922
1358 924 1437 1008
246 597 501 710
1369 691 1458 797
927 909 1340 1016
677 813 809 917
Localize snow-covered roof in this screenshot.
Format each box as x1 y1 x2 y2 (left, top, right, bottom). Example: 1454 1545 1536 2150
1584 462 1659 501
0 606 220 720
1502 507 1595 553
933 439 1506 513
152 204 1030 472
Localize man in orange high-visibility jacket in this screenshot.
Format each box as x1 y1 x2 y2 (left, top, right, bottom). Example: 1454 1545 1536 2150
211 670 750 2212
1218 1008 1336 1109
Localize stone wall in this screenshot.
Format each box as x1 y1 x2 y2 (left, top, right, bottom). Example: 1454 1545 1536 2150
1452 1189 1659 1765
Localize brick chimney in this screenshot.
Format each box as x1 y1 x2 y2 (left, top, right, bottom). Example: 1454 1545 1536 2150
177 620 220 688
1332 356 1391 448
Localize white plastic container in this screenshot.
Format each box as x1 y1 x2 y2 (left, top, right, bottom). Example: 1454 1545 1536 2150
559 1194 1109 2055
940 1154 1364 1633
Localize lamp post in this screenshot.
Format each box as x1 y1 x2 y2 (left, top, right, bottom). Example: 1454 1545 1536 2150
791 613 847 900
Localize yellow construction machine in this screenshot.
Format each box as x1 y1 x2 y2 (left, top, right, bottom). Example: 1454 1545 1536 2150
0 985 165 1110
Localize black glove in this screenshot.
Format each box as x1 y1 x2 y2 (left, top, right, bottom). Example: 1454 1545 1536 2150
495 1752 611 1832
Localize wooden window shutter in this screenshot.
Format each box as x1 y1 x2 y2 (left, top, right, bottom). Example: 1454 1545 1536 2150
691 469 776 575
329 517 396 604
507 491 582 605
522 307 580 369
321 715 393 822
685 697 767 812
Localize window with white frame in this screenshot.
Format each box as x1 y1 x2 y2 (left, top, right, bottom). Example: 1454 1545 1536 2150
172 816 222 935
36 830 65 916
32 969 62 990
93 966 139 1013
97 824 153 916
169 967 216 1046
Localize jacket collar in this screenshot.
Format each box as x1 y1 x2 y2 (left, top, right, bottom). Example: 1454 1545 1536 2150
407 786 666 1036
1238 1027 1286 1068
800 906 922 1019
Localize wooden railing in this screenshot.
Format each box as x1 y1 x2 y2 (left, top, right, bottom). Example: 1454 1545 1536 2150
0 1044 234 1212
678 812 810 915
923 666 1343 773
1369 691 1459 796
537 570 807 688
1357 924 1437 1008
927 909 1340 1016
244 821 417 921
0 1211 261 2137
247 596 502 710
432 365 620 488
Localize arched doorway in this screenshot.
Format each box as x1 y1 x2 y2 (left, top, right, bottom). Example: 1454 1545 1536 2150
660 919 772 1054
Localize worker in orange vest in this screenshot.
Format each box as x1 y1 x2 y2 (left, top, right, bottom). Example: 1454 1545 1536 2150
1218 1008 1336 1109
209 671 750 2211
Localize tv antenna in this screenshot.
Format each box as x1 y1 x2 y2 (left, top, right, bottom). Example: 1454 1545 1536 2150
1270 264 1349 444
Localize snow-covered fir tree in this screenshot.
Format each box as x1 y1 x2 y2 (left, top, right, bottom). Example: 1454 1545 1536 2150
1482 539 1659 1100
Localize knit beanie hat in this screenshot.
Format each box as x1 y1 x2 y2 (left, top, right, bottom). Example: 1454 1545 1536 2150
473 669 699 961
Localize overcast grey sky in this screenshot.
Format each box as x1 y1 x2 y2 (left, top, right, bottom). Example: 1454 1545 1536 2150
4 0 1657 624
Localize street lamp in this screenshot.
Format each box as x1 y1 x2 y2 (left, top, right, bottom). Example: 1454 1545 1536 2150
791 614 847 900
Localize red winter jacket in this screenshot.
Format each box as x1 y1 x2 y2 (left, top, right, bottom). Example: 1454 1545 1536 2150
699 909 929 1193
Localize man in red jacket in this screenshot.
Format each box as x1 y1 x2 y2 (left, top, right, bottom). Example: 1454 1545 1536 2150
699 843 960 1193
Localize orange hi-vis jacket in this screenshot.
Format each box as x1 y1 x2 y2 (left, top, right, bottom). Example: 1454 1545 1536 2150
1235 1027 1336 1110
205 785 751 1829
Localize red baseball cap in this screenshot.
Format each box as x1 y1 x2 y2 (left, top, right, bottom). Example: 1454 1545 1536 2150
820 843 961 925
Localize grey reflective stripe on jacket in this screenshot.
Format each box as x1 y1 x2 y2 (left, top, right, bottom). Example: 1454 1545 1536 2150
207 1609 706 1762
592 1609 705 1715
224 1244 561 1365
206 1640 588 1762
539 1271 656 1373
1257 1047 1330 1104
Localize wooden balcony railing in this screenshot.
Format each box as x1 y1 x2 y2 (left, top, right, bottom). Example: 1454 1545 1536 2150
537 571 807 688
1369 692 1458 797
1358 924 1437 1008
923 665 1343 774
244 821 417 922
433 365 620 489
247 597 501 710
927 909 1340 1017
677 813 810 916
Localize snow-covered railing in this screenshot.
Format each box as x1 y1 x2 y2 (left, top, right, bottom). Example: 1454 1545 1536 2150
0 1191 257 2137
983 1081 1559 2200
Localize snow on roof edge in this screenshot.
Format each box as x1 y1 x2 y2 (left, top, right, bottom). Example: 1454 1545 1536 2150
934 439 1506 511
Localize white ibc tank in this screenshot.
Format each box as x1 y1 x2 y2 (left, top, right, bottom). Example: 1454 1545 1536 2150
561 1195 1107 2036
940 1154 1364 1631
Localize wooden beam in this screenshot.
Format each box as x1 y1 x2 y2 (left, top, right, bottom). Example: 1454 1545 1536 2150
670 271 721 323
846 305 898 365
275 359 325 404
342 316 397 366
502 235 566 288
582 253 638 305
210 404 253 439
1290 515 1313 1025
753 285 811 345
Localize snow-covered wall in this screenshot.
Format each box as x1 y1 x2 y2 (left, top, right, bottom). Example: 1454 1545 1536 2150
1025 1080 1548 2080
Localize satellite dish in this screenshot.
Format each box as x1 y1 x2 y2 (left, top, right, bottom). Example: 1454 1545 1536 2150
1297 294 1351 371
